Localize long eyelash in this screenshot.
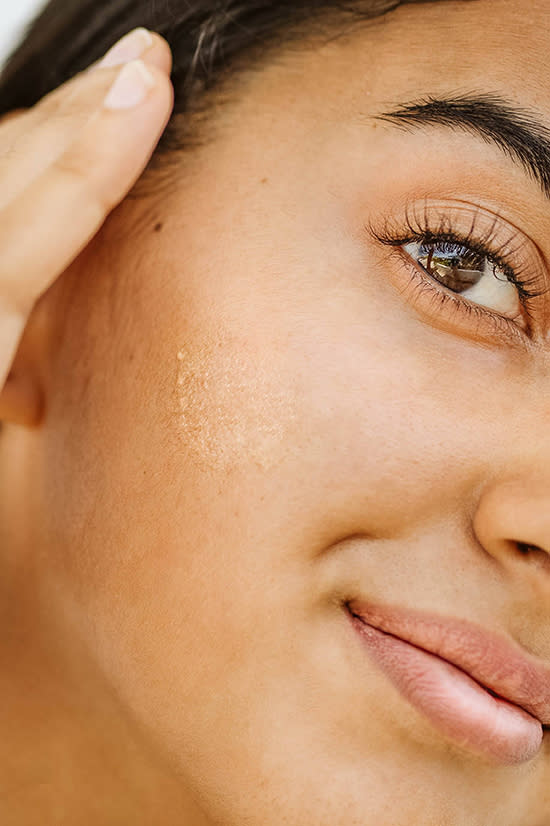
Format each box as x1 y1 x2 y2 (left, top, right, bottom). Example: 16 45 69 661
368 203 547 304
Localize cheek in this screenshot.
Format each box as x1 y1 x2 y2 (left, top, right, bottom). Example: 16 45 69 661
165 311 465 560
38 245 507 817
162 260 502 560
174 331 300 473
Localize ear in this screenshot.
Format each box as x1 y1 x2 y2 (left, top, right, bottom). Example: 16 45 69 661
0 373 43 428
0 300 47 429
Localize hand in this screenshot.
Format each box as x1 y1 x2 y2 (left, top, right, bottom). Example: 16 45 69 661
0 28 173 400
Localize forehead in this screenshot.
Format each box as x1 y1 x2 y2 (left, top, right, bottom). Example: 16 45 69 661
125 0 550 260
261 1 547 108
203 0 550 150
353 0 550 106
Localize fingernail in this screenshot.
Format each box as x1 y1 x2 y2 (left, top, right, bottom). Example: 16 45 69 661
98 27 154 69
103 60 156 110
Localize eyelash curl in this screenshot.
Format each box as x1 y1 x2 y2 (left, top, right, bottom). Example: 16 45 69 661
366 202 548 340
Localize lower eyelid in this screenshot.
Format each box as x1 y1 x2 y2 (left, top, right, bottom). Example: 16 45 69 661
392 247 529 345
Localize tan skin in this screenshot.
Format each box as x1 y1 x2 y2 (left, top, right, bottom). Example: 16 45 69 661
1 1 550 823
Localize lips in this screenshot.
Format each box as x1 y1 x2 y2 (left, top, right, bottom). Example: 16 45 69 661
347 600 550 725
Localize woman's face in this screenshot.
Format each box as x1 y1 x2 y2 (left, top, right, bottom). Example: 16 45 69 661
5 0 550 822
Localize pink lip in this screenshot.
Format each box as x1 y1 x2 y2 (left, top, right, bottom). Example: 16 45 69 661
347 600 550 764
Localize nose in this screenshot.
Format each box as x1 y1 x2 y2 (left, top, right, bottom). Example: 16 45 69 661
473 476 550 574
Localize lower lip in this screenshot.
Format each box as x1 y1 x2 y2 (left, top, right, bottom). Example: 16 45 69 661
350 614 543 765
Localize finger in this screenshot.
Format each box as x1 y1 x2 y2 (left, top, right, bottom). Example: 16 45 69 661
0 304 28 394
83 29 172 77
37 29 173 114
0 29 171 145
0 59 173 320
0 32 172 205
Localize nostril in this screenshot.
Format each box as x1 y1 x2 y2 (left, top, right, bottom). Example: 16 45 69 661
513 541 550 572
473 482 550 575
516 542 539 556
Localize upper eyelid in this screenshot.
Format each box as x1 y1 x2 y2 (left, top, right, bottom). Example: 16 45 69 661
365 211 550 345
366 201 549 299
369 203 522 255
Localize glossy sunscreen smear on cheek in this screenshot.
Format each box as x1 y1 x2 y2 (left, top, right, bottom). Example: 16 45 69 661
174 335 299 473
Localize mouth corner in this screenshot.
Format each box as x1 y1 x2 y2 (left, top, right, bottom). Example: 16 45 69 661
342 598 550 728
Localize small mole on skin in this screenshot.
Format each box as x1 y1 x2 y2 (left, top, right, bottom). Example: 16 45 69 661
260 177 268 184
154 222 164 233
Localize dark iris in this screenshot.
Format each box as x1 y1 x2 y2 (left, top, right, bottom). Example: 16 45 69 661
417 242 485 293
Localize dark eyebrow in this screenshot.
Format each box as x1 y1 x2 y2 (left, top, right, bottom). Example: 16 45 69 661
376 93 550 200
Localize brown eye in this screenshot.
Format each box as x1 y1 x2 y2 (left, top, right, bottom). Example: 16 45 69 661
403 240 522 320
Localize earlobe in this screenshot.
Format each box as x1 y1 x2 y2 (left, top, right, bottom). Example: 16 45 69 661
0 298 49 429
0 371 43 428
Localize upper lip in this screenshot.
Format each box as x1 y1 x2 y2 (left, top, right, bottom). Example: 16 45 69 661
347 600 550 725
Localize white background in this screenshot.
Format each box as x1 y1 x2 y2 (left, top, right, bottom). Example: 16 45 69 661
0 0 48 69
